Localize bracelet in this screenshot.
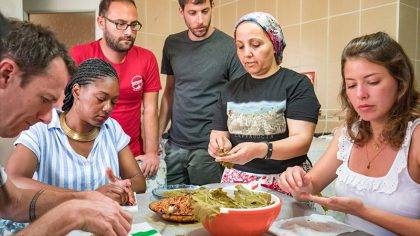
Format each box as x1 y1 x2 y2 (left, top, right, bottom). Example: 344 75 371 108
29 188 47 222
128 172 143 180
263 142 273 160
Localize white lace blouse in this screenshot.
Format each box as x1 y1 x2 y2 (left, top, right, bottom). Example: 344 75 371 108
335 118 420 236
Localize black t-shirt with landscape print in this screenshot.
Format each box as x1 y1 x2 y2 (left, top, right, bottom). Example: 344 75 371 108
212 67 321 174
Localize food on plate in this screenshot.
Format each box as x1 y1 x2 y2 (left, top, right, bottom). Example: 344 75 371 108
192 185 271 222
149 195 196 223
149 185 273 223
160 213 196 223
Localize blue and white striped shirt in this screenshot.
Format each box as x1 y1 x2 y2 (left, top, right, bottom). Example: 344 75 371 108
15 109 130 191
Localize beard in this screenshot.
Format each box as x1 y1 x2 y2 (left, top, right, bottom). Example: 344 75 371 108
186 18 212 38
104 30 135 52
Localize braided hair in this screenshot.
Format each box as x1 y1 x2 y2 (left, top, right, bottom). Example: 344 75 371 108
62 58 118 112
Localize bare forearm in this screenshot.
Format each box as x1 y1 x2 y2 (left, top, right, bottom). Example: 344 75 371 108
144 109 159 155
130 175 146 193
10 175 72 192
358 205 420 235
270 134 313 160
0 180 79 222
17 206 80 236
158 93 173 137
0 180 23 220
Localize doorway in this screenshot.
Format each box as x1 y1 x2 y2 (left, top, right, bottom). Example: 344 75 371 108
29 12 95 48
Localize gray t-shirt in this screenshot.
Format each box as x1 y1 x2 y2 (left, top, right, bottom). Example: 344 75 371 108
161 29 245 149
0 166 7 186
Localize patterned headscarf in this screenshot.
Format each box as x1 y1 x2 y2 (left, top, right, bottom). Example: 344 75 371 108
234 12 286 64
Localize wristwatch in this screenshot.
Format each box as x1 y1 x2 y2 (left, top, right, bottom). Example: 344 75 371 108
263 142 273 159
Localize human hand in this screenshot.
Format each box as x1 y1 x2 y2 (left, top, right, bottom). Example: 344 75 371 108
17 197 132 236
214 142 265 165
67 199 132 236
208 132 232 158
278 166 314 201
106 168 135 206
95 183 129 205
135 153 159 177
306 195 365 215
106 168 132 190
77 190 116 205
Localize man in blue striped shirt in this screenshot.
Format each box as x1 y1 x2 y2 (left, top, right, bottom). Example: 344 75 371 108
0 14 131 235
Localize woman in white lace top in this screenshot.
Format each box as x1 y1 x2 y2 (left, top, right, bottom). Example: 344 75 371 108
278 32 420 236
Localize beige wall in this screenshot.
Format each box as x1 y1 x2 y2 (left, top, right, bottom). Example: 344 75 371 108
399 0 420 92
0 0 23 20
23 0 102 38
398 0 420 91
418 0 420 91
0 0 418 164
418 1 420 91
136 0 419 134
29 12 96 49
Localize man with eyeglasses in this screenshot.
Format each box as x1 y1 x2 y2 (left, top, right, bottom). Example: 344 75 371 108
71 0 162 187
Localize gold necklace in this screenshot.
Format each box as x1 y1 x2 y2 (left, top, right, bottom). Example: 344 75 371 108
365 139 384 169
60 112 99 142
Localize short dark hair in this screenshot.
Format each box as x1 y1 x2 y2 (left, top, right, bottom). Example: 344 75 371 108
62 58 118 112
99 0 137 16
178 0 214 10
0 20 75 87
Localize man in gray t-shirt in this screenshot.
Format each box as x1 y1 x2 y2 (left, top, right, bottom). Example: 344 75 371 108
159 0 245 185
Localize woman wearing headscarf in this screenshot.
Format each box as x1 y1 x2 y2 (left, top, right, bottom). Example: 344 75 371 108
208 12 320 191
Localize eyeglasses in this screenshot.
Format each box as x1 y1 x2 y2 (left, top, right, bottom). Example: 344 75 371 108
103 16 142 31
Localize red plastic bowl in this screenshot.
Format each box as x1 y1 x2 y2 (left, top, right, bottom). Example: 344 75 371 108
202 191 282 236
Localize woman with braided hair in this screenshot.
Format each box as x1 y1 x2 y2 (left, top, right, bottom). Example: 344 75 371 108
6 58 146 205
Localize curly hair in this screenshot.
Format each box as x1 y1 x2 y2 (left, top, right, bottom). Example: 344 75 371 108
62 58 118 112
178 0 214 10
99 0 136 16
0 20 75 87
340 32 420 149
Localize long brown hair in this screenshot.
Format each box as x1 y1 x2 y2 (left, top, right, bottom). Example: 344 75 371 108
340 32 420 148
